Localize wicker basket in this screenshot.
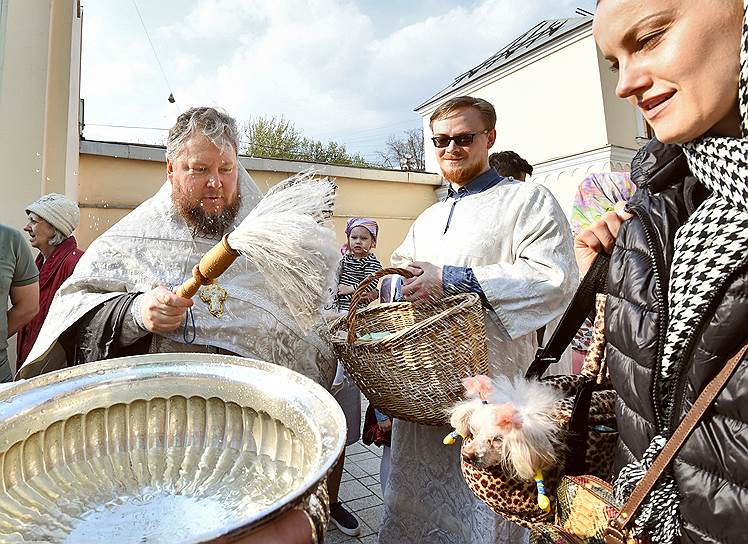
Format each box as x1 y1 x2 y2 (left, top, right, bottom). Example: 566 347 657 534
329 267 489 426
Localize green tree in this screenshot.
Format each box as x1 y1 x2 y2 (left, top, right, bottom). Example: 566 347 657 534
243 115 302 160
243 115 369 167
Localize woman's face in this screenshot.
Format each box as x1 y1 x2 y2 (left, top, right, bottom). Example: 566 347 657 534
24 212 55 251
593 0 742 143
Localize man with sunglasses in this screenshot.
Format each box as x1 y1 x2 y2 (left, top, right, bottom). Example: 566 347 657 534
380 96 577 544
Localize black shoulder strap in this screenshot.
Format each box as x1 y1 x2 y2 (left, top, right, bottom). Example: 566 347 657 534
525 253 609 380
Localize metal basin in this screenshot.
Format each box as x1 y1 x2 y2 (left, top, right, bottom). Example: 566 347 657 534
0 354 345 543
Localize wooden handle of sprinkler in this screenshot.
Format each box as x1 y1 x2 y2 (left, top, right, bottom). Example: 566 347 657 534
175 235 240 298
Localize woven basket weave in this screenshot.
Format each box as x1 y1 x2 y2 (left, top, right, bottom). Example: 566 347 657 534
329 267 489 426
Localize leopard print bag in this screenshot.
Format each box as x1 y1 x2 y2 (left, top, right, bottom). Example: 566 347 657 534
461 294 617 528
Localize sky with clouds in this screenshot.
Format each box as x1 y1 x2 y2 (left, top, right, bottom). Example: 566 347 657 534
81 0 596 163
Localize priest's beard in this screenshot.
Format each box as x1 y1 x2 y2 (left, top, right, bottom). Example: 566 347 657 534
172 188 242 238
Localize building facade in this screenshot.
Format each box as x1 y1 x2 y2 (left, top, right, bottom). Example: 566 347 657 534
0 0 82 230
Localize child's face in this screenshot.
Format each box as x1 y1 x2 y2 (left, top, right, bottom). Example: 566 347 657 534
348 226 374 257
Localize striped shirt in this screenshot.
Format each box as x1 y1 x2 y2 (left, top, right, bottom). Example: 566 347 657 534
336 253 383 312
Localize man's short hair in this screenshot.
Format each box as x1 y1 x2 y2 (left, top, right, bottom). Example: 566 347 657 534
489 150 533 179
166 107 240 162
429 96 497 131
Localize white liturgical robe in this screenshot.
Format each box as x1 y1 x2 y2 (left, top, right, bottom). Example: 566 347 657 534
379 176 577 544
22 168 335 386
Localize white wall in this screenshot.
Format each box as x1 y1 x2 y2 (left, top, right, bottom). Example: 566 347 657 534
0 0 79 232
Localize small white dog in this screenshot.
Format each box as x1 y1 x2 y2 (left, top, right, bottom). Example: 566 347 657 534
448 374 564 481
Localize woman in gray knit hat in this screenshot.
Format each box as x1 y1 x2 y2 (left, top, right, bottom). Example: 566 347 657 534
17 193 84 364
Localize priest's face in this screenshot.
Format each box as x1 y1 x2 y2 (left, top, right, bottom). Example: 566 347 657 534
432 107 496 187
168 134 241 237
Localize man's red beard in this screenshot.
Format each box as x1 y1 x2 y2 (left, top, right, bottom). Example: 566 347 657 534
172 188 242 238
440 157 486 186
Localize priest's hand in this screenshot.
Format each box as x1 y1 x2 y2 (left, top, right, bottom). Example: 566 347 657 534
235 510 313 544
401 261 443 304
140 286 194 333
574 201 632 276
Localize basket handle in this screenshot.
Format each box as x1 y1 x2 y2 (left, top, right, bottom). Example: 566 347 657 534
346 267 415 344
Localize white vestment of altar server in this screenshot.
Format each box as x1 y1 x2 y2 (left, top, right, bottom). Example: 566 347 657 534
379 178 577 544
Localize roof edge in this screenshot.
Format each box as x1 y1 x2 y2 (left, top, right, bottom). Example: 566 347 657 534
414 16 593 113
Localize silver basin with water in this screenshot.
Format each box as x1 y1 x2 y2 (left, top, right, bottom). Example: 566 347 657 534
0 354 345 543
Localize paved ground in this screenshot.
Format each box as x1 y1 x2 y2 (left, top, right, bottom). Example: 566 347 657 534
326 398 385 543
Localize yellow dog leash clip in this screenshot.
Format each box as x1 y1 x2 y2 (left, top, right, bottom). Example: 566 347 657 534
534 470 551 513
443 430 465 445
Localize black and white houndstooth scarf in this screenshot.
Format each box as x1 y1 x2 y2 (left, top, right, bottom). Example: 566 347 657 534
614 2 748 543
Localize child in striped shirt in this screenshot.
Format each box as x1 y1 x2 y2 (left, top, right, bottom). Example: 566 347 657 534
335 217 382 312
328 217 383 536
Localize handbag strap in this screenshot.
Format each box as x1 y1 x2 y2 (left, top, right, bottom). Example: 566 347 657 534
606 340 748 541
579 294 609 382
525 253 609 379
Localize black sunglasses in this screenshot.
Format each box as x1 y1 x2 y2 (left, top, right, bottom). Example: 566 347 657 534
430 129 489 148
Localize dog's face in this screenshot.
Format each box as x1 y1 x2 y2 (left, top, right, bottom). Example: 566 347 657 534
460 402 522 468
448 375 563 480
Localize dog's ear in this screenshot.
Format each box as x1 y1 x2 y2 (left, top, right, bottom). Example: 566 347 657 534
449 401 475 436
475 375 492 393
463 374 493 398
503 410 561 480
462 376 480 398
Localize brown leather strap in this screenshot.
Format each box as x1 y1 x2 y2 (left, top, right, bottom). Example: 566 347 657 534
607 341 748 536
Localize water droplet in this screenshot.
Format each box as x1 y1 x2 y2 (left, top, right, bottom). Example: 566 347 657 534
36 152 40 157
46 177 50 181
35 169 40 173
73 170 79 176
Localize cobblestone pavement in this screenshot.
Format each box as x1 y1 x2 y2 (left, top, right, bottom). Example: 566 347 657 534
326 398 385 543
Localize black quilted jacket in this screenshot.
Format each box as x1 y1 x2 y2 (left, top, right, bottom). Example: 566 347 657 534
606 139 748 544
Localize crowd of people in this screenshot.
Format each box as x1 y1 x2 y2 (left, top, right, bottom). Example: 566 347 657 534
2 0 747 542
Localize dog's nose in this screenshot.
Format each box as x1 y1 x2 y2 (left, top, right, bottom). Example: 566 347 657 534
462 450 486 468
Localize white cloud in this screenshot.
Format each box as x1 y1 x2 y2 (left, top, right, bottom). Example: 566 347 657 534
81 0 589 157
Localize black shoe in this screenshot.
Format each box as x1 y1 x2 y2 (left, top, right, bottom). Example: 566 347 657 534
330 501 360 536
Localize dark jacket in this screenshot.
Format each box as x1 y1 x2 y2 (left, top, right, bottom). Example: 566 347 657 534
606 139 748 544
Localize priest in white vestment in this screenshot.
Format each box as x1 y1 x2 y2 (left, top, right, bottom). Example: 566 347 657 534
21 107 334 387
378 97 577 543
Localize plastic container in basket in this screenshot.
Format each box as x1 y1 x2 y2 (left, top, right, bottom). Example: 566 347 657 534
329 267 489 426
